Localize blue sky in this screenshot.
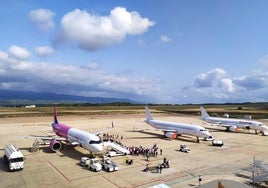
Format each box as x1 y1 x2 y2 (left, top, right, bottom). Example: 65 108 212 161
1 1 268 104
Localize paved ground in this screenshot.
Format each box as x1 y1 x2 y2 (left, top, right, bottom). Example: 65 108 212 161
0 112 268 188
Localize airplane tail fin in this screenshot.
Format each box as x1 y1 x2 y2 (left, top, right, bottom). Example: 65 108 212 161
53 107 59 124
145 106 153 122
200 106 210 119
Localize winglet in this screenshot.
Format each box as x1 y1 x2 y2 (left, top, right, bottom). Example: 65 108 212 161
200 106 210 119
53 107 59 124
145 106 153 122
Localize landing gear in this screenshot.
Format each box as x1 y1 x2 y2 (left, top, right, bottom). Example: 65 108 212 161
255 130 258 134
196 137 200 143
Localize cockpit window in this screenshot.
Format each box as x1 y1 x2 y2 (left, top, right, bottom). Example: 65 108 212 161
199 129 208 132
89 140 102 144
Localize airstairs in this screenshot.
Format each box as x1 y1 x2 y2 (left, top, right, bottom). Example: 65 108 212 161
103 141 130 155
30 138 40 153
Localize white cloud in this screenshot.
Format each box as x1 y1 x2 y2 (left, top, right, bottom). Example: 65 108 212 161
186 68 268 103
220 78 234 92
29 9 55 31
0 46 162 102
8 45 31 60
57 7 155 51
160 35 171 43
194 68 226 88
35 46 54 57
233 71 267 90
259 54 268 66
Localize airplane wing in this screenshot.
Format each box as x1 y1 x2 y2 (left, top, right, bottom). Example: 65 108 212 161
25 135 81 146
209 122 234 127
209 123 239 132
215 123 232 127
161 129 177 133
24 135 67 141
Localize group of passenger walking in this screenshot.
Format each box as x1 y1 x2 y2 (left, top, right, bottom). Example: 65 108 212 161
127 143 162 158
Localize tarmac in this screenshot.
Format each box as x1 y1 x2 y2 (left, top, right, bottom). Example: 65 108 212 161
0 112 268 188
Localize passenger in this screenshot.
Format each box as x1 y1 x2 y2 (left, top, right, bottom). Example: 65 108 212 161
157 165 160 173
144 163 149 172
163 157 167 164
166 160 170 168
159 164 163 173
128 159 133 165
146 153 150 161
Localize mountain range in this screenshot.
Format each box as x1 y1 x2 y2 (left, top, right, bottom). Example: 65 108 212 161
0 89 137 105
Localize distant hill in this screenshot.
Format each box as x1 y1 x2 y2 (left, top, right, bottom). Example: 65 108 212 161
0 89 138 105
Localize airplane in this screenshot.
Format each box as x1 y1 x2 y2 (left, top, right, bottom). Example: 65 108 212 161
200 106 268 136
144 106 214 142
35 107 111 153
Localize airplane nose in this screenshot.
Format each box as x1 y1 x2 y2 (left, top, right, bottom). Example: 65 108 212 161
95 144 103 152
263 126 268 131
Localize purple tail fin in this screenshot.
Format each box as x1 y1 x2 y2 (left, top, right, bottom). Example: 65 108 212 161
53 107 58 124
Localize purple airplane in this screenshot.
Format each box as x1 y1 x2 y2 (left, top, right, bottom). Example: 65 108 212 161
42 107 105 153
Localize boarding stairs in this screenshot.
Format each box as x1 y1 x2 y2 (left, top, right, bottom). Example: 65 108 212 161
103 141 130 155
30 138 40 153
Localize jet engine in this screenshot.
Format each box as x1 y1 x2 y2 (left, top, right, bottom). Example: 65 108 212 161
229 126 239 132
49 139 62 151
164 132 177 139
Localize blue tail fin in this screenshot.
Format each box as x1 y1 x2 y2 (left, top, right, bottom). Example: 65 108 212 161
53 107 58 124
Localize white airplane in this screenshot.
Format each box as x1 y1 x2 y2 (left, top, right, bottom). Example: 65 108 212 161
33 107 113 153
200 106 268 136
145 106 214 142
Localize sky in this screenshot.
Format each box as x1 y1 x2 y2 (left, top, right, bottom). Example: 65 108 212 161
1 0 268 104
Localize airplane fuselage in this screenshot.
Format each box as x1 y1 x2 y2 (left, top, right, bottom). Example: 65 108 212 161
204 117 267 131
52 122 103 153
200 106 268 134
147 119 213 140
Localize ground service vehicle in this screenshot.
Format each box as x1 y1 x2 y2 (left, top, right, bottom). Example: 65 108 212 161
212 140 224 147
80 157 90 167
102 159 119 172
89 158 102 172
179 145 190 153
4 144 24 171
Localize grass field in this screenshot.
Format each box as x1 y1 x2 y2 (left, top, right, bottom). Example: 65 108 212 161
0 103 268 119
